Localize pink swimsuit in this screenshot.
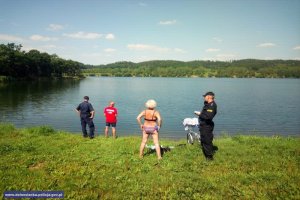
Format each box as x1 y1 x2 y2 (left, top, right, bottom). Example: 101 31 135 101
143 126 159 134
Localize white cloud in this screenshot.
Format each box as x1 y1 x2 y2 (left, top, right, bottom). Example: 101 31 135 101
213 37 223 43
257 43 276 47
293 46 300 50
128 44 170 52
47 24 64 31
104 48 116 53
174 48 187 53
63 32 103 39
30 34 58 41
206 48 220 52
0 34 24 42
127 44 186 54
159 20 177 25
21 44 61 54
105 33 115 40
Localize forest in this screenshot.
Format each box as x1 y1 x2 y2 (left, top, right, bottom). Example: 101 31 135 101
0 43 83 79
1 43 300 79
83 59 300 78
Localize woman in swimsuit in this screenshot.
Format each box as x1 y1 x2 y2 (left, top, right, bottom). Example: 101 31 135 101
136 99 162 159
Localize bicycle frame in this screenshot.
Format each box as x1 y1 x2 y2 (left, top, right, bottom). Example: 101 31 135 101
185 124 200 144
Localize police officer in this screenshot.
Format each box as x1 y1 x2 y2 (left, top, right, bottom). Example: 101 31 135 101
195 92 217 160
75 96 95 139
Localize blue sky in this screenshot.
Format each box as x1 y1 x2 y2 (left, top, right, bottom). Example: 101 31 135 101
0 0 299 65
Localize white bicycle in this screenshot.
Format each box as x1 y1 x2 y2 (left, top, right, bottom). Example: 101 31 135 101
183 117 200 144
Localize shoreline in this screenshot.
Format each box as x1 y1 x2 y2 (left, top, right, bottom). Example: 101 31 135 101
83 73 300 79
1 123 299 139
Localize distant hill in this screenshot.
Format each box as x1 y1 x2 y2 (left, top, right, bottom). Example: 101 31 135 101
83 59 300 78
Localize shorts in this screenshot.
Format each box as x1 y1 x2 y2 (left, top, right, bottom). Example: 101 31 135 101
106 122 116 127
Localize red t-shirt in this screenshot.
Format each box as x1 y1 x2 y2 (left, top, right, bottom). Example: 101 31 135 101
104 106 118 123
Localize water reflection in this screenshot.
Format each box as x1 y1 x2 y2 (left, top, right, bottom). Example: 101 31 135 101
0 79 81 126
0 79 79 107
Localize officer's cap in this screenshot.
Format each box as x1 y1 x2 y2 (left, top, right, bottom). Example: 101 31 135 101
203 91 215 97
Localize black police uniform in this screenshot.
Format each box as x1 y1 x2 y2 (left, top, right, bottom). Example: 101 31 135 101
76 101 95 138
198 100 217 160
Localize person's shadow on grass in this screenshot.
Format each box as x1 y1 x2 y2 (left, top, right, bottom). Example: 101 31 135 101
144 145 172 157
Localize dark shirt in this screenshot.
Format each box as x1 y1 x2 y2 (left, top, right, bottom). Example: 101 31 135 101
76 101 94 117
199 101 217 125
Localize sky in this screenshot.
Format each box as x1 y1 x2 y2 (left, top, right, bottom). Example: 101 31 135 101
0 0 300 65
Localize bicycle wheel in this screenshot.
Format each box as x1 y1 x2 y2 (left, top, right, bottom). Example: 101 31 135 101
195 133 201 144
187 132 194 144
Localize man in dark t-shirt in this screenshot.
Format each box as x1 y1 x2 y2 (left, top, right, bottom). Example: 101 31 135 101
75 96 95 139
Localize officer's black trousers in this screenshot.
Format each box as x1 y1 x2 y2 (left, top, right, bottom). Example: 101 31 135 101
81 117 95 138
200 124 214 159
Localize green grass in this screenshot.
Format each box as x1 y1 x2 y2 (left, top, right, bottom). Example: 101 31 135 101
0 123 299 199
0 76 9 82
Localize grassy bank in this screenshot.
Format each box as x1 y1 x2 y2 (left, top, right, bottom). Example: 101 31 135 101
0 124 299 199
0 76 10 82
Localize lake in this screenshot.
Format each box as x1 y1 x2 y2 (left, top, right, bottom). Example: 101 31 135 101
0 77 299 138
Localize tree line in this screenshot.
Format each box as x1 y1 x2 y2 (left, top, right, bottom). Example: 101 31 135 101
83 60 300 78
0 43 83 78
1 43 299 79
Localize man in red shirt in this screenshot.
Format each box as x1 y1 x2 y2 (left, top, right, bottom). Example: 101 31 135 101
104 101 118 138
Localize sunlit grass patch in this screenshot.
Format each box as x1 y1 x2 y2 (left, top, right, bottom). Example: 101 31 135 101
0 124 299 199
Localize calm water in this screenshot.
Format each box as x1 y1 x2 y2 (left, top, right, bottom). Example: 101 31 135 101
0 77 299 138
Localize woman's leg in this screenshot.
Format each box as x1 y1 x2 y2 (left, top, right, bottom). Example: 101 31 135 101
139 131 149 158
152 131 162 159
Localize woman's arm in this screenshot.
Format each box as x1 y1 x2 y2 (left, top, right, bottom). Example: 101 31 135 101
136 111 144 130
155 111 162 127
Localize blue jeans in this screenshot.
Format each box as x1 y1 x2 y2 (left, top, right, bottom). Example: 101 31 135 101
81 117 95 138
